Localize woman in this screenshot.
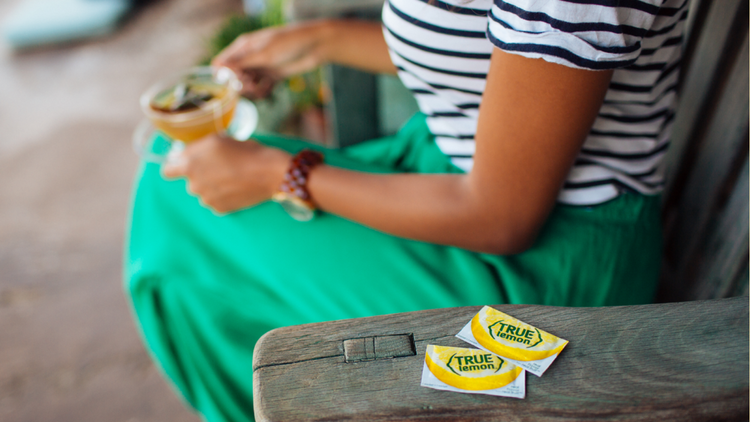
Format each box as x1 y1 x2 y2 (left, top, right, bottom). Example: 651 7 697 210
126 0 687 420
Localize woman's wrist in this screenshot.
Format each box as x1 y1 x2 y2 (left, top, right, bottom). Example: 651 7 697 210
259 146 292 199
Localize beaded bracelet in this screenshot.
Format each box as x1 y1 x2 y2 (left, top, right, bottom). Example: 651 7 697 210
272 149 324 221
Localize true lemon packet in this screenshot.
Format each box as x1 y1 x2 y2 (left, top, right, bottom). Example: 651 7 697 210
456 306 568 377
420 345 525 398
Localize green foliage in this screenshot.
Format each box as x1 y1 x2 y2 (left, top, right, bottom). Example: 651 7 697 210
201 15 265 65
201 0 286 64
262 0 286 29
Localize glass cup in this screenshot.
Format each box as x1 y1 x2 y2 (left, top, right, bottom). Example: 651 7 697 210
134 66 257 163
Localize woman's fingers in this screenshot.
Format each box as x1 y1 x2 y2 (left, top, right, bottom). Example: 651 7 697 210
276 44 325 78
162 152 189 179
157 134 289 214
237 68 279 99
212 32 290 99
213 29 286 71
213 23 326 81
212 32 265 68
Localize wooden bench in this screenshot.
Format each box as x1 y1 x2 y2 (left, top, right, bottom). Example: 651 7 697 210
253 0 749 420
254 298 748 421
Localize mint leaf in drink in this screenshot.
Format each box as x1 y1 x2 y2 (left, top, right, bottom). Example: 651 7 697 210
151 81 221 113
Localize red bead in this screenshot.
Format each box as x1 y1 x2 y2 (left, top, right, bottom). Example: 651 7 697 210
277 149 324 207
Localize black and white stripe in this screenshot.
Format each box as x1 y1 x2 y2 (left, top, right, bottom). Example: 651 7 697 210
382 0 687 204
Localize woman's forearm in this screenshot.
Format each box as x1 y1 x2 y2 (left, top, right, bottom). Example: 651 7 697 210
318 20 397 74
307 168 530 254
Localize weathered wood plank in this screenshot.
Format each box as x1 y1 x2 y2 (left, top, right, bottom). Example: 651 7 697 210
733 262 750 297
691 158 750 300
663 0 744 195
254 298 749 422
678 0 710 87
661 31 749 302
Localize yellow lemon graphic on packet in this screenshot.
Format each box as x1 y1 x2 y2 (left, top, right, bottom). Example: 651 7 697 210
420 345 525 398
456 306 568 377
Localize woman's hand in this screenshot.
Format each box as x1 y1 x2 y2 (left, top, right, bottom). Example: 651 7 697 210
213 21 333 99
162 135 289 214
212 20 395 98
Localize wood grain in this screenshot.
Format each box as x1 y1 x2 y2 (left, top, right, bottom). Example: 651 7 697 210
663 0 743 195
253 298 748 422
692 159 749 300
661 29 750 302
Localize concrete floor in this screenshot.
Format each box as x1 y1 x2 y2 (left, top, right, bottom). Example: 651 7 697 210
0 1 243 420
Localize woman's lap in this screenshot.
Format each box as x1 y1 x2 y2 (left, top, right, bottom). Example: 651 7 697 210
124 114 661 421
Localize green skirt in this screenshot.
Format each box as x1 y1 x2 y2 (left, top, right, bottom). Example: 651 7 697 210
125 113 661 422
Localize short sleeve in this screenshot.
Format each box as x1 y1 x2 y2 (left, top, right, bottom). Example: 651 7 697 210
487 0 661 70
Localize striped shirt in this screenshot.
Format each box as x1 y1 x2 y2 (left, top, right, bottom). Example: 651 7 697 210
382 0 688 205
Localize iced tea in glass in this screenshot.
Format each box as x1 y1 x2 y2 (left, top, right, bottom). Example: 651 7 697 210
140 66 241 144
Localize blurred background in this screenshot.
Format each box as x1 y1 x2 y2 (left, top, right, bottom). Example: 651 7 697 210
0 0 264 421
